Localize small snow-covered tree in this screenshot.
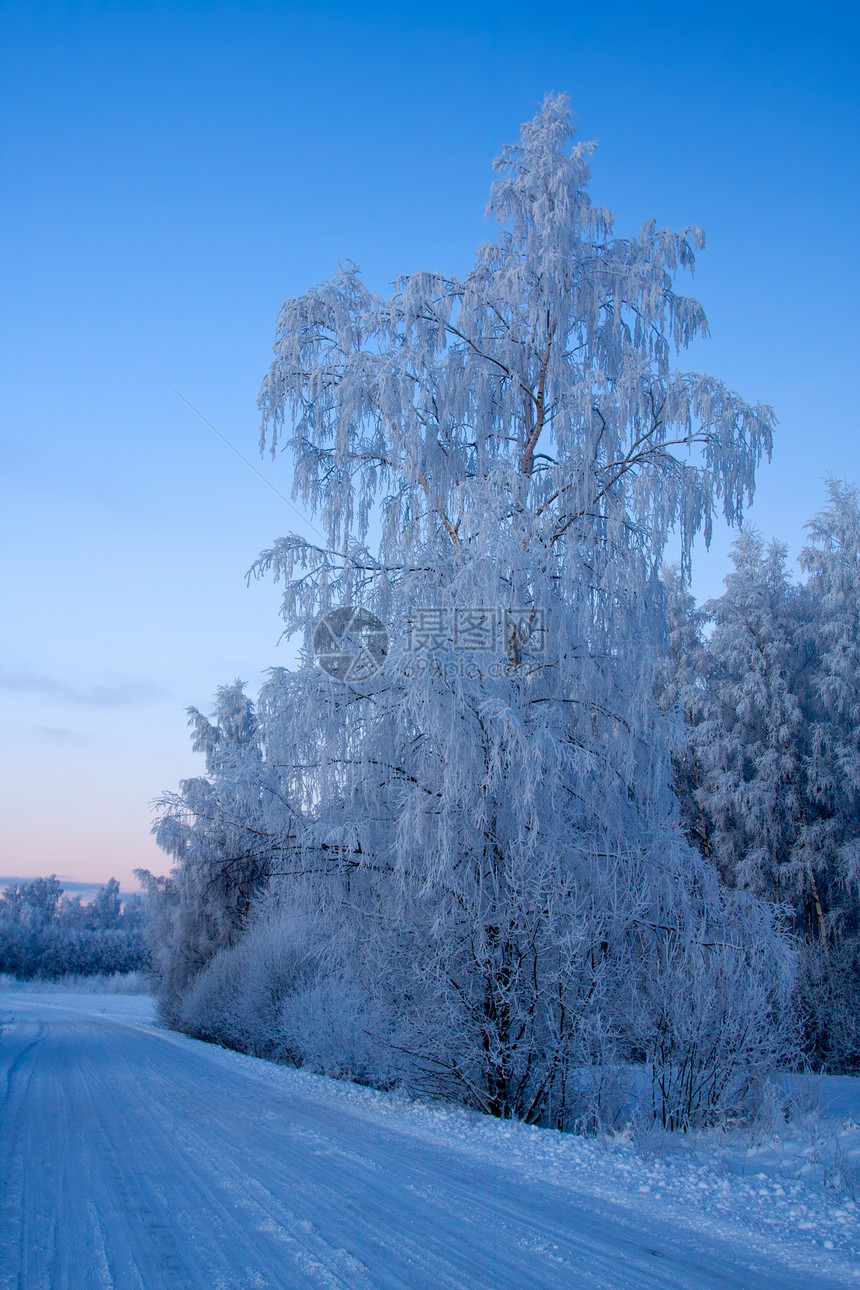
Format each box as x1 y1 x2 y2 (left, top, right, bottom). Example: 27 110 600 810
90 877 122 930
145 682 294 1020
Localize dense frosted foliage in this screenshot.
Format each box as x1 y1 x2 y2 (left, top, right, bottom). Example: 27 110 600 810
148 98 796 1129
143 684 278 1013
661 482 860 1071
0 876 147 979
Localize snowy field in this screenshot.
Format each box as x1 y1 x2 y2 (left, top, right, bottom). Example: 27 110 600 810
1 988 858 1289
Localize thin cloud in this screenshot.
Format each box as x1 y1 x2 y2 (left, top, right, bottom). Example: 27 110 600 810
0 671 169 707
37 726 90 745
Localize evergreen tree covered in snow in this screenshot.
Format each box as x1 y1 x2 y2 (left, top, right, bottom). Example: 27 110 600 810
654 567 713 861
151 98 796 1126
792 483 860 1067
663 487 860 1070
797 480 860 908
688 534 809 904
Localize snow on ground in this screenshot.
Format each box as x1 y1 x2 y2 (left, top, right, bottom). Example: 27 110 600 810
1 988 858 1289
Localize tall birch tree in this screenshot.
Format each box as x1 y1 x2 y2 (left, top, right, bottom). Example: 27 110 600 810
155 97 794 1125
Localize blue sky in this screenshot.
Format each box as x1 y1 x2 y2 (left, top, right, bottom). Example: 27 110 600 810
1 0 858 885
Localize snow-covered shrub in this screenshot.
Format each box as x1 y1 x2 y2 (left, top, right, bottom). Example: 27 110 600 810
177 908 310 1059
624 884 797 1129
0 921 148 980
279 972 394 1086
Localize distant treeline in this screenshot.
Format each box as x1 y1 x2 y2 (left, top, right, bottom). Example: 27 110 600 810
0 876 149 979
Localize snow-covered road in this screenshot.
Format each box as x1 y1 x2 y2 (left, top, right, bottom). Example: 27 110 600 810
1 991 857 1289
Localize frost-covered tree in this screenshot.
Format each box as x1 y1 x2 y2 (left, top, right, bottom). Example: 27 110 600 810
663 490 860 1070
797 480 860 905
90 877 122 930
154 97 794 1125
0 876 63 930
686 533 810 904
794 481 860 1067
654 567 713 861
144 681 296 1021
